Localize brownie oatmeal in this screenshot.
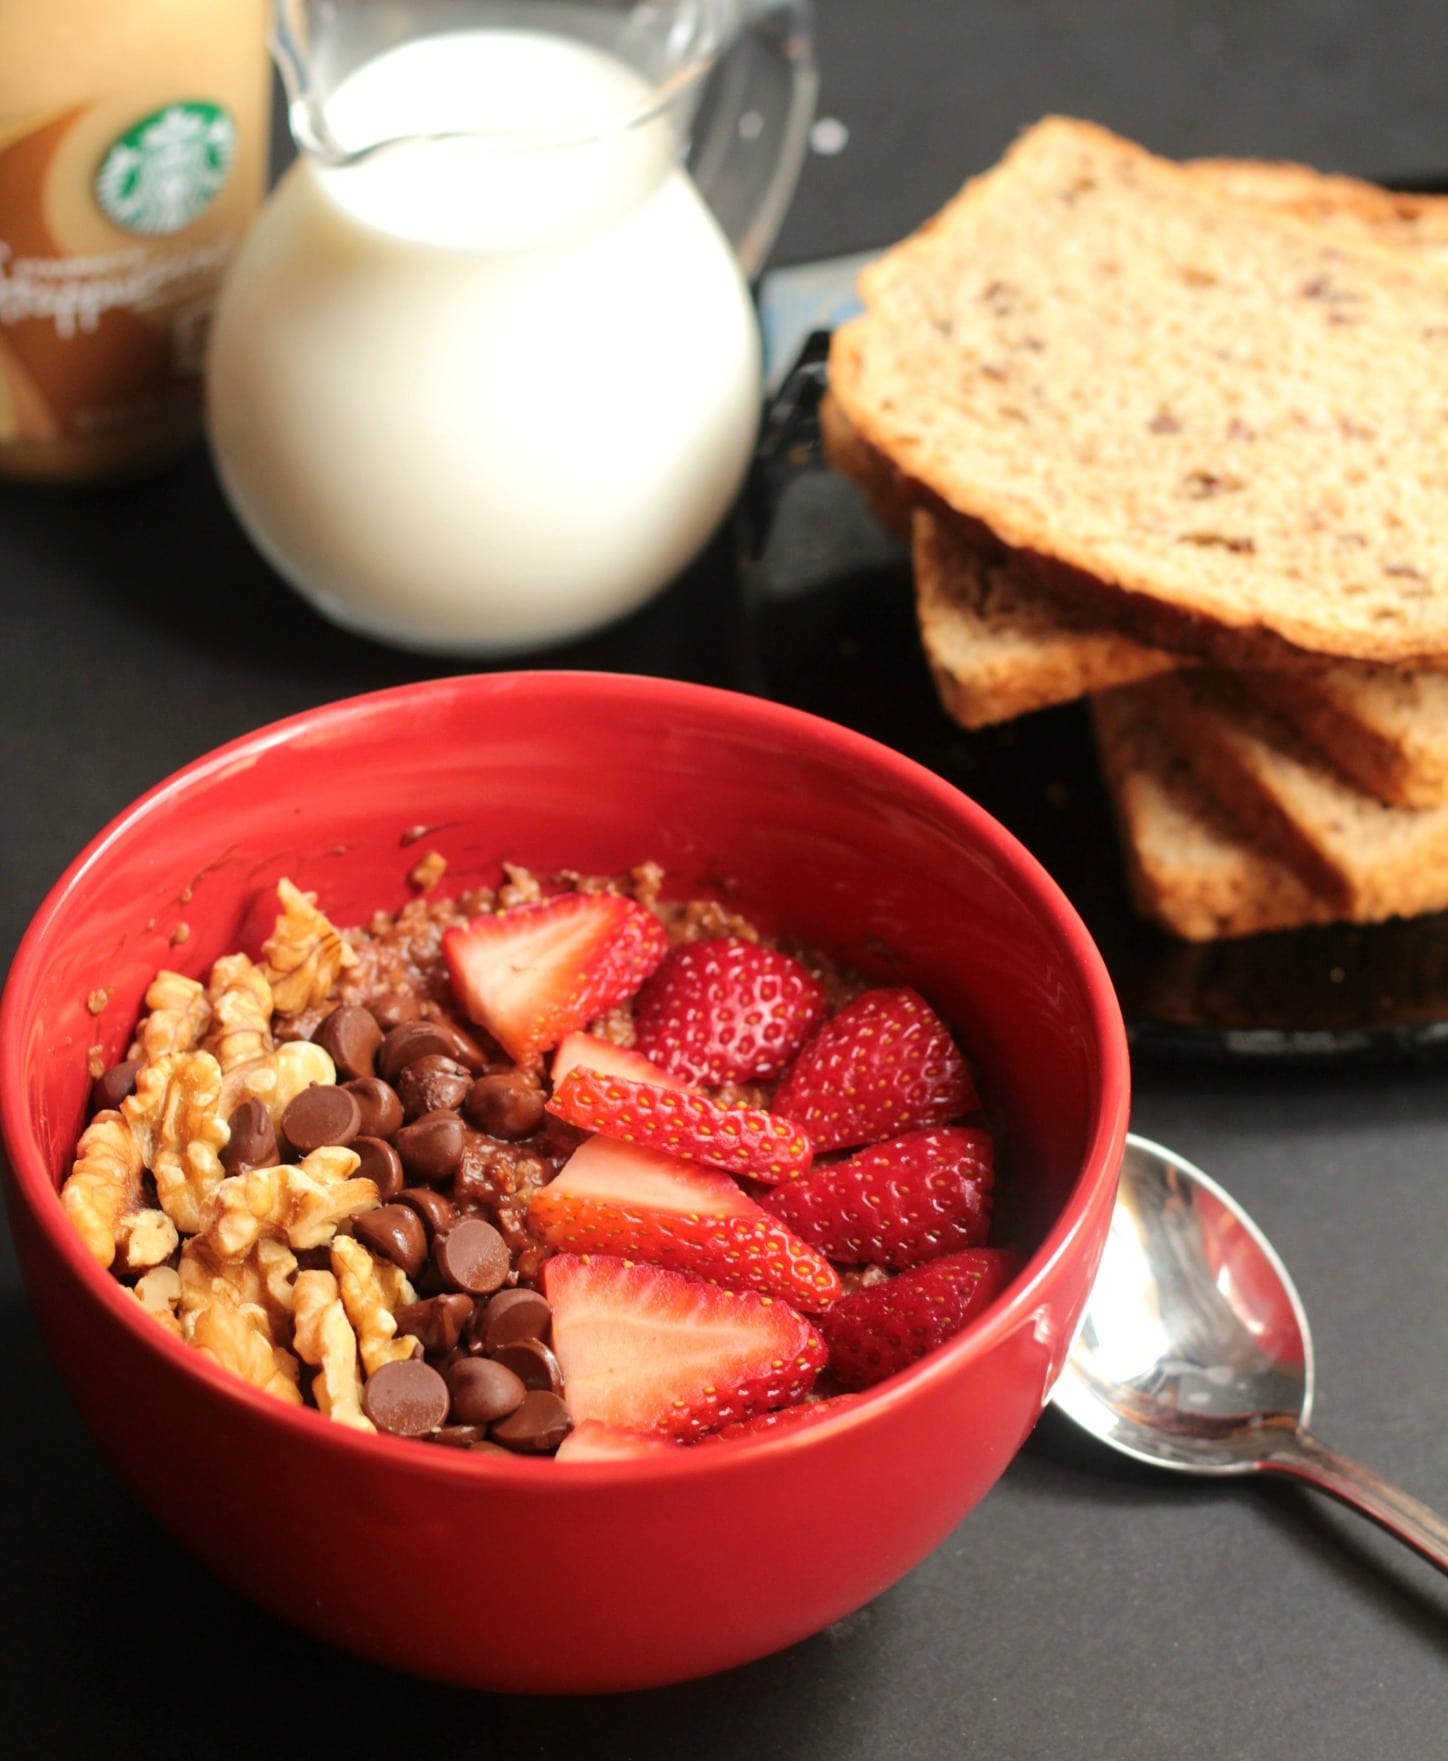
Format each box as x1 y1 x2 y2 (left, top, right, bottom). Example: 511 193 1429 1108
61 863 1018 1458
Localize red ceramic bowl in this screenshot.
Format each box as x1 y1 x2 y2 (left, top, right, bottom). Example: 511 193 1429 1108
0 672 1128 1693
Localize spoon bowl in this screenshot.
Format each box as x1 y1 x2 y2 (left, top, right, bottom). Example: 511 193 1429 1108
1053 1134 1448 1570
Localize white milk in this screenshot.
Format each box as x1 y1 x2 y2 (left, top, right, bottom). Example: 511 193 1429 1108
205 29 762 651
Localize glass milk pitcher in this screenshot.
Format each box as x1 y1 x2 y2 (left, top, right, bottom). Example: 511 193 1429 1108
206 0 816 653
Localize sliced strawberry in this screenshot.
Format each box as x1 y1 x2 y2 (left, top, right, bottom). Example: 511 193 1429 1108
695 1392 866 1445
632 937 827 1086
550 1031 688 1090
553 1418 680 1462
547 1066 812 1182
526 1134 841 1309
443 893 669 1065
543 1253 826 1440
772 986 977 1151
814 1247 1022 1391
760 1126 994 1270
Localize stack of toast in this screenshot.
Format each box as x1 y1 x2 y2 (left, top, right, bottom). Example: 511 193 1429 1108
824 117 1448 940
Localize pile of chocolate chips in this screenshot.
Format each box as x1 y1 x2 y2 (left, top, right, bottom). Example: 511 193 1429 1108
97 993 583 1455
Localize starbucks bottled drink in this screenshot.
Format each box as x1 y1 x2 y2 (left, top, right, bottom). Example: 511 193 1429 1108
0 0 271 482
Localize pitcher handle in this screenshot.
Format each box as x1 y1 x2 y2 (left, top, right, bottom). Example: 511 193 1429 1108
688 0 818 280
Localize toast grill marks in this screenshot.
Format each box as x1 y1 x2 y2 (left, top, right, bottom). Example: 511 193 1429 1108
834 117 1448 668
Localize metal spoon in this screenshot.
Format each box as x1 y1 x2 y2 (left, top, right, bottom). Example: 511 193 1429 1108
1051 1133 1448 1573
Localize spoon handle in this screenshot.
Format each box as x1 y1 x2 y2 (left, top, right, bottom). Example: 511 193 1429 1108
1262 1429 1448 1574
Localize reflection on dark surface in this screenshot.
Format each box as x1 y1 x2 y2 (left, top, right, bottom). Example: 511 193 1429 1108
739 337 1448 1060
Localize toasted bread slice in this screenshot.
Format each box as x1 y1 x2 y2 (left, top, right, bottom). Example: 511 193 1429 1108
915 514 1180 727
1186 158 1448 261
1131 671 1448 920
833 117 1448 669
1090 687 1337 940
1235 662 1448 807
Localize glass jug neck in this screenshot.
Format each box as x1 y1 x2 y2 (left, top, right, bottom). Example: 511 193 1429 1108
273 0 735 167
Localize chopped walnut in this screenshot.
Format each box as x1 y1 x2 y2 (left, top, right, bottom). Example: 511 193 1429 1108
261 877 357 1016
204 953 275 1073
177 1235 300 1334
189 1280 303 1407
134 970 213 1063
408 850 448 893
293 1269 373 1431
60 1109 145 1269
116 1205 180 1272
123 1050 229 1235
130 1265 184 1337
254 1237 301 1328
331 1235 417 1377
198 1145 377 1261
221 1038 336 1123
497 864 546 908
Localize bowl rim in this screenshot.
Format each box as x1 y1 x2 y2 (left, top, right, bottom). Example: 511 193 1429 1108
1 669 1130 1483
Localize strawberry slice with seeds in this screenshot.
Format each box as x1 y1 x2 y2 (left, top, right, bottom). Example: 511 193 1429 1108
815 1248 1022 1391
550 1031 689 1091
760 1126 994 1269
527 1134 841 1309
695 1392 866 1445
547 1066 813 1182
553 1418 680 1462
443 893 669 1065
632 937 828 1086
772 986 977 1151
543 1252 826 1440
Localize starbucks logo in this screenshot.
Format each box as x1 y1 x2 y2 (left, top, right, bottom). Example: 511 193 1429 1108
95 101 237 236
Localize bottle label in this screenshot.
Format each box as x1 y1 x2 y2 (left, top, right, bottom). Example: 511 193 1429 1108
93 100 237 236
0 95 257 459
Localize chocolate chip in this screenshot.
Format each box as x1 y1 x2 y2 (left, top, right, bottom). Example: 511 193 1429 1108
396 1053 471 1121
363 1358 450 1436
435 1217 510 1296
394 1110 465 1183
490 1337 563 1394
445 1356 527 1425
429 1016 493 1073
490 1390 572 1454
343 1076 404 1140
315 1004 383 1082
369 991 423 1031
353 1202 428 1278
220 1096 281 1176
463 1072 545 1140
473 1287 552 1351
351 1135 404 1200
281 1083 362 1156
89 1058 142 1117
431 1423 488 1449
396 1186 460 1240
393 1292 474 1355
377 1020 456 1084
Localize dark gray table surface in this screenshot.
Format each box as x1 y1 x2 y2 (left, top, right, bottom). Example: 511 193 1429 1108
3 4 1446 1756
